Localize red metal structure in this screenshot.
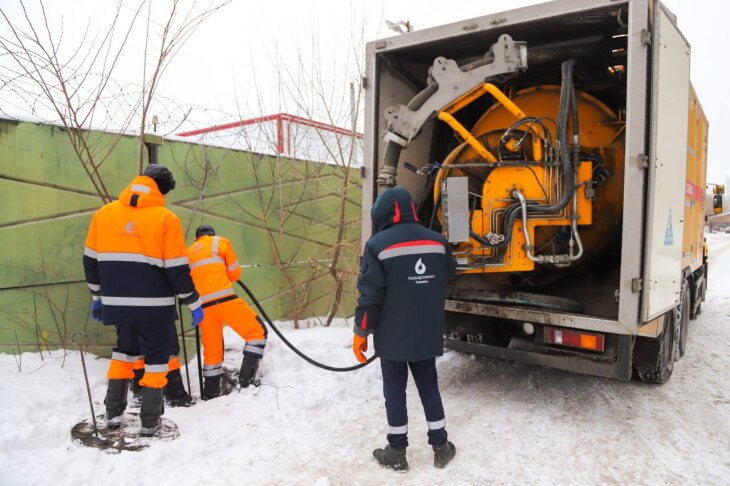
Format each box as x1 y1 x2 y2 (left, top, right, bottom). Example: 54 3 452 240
176 113 363 156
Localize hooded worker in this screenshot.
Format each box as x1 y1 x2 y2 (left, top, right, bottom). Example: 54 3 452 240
353 187 457 472
83 164 203 436
187 225 267 399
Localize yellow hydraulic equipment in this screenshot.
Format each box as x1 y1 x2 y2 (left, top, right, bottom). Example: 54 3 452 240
434 84 625 274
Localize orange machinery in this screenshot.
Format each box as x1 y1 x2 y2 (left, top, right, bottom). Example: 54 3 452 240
365 0 711 382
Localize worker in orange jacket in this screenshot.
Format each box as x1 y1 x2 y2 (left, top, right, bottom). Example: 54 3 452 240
83 164 203 436
187 225 267 399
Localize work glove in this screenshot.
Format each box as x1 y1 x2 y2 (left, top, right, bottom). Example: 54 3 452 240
190 306 204 328
353 334 368 363
90 299 103 322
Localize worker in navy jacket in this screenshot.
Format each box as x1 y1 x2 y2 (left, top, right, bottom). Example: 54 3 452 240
352 187 457 472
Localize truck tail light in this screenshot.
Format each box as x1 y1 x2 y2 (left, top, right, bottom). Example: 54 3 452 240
543 327 605 352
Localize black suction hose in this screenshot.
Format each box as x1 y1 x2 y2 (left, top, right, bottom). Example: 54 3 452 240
235 280 377 372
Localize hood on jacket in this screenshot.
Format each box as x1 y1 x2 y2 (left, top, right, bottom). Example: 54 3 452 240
118 176 165 208
371 187 420 232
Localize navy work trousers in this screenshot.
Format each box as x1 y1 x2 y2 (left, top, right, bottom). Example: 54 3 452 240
381 357 448 449
114 322 177 366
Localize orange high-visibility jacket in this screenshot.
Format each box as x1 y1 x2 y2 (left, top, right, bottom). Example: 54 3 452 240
83 176 201 324
187 235 241 306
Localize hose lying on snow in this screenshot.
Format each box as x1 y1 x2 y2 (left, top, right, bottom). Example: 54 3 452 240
236 280 377 372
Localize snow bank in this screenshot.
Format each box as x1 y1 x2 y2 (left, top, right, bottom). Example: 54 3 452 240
1 240 730 484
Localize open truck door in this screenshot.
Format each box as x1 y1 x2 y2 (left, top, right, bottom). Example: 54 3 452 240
641 2 690 322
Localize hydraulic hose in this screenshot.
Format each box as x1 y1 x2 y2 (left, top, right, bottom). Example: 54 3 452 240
531 57 577 214
235 280 377 372
475 58 579 259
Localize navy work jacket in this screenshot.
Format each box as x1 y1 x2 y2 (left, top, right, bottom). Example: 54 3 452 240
354 187 456 362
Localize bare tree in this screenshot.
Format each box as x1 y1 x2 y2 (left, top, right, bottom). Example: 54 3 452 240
0 0 230 357
135 0 230 173
264 17 366 326
187 14 367 327
229 150 337 328
2 0 365 330
3 253 85 360
172 130 338 328
0 0 230 201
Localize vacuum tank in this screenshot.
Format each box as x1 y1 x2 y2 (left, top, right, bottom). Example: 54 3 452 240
363 0 710 382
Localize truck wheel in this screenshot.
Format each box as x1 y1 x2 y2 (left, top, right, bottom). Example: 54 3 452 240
634 311 677 384
690 279 703 320
677 280 691 358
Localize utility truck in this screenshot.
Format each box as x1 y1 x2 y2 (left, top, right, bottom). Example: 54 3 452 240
362 0 709 382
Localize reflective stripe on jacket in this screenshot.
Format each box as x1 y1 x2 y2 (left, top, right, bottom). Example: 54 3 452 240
83 176 200 324
354 187 456 362
187 235 241 304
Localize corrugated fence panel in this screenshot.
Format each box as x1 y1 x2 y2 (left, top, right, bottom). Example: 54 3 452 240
0 119 361 354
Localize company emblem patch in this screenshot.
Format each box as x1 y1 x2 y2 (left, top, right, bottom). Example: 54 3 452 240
415 258 426 275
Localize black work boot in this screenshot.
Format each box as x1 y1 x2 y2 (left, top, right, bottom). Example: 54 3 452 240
131 368 144 394
104 379 129 429
433 441 456 468
373 445 409 472
239 355 261 388
139 387 165 437
164 369 193 407
130 368 144 407
202 375 222 400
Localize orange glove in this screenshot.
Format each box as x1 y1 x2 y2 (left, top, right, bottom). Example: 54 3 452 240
353 334 368 363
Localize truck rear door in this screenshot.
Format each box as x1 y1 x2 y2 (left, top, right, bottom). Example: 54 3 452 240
641 2 691 321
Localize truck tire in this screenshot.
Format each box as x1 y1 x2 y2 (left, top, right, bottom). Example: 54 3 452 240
677 280 691 358
634 311 677 384
690 279 703 320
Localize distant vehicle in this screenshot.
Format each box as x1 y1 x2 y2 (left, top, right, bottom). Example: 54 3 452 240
706 184 729 231
363 0 709 382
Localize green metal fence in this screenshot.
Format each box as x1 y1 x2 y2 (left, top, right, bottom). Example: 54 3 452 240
0 118 362 355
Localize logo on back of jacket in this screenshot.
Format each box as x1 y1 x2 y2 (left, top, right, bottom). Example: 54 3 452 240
117 220 141 238
408 258 435 285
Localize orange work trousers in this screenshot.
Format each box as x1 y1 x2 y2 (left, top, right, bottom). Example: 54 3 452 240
200 297 267 378
106 322 177 388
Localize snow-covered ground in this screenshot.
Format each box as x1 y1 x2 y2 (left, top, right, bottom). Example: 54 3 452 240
2 236 729 485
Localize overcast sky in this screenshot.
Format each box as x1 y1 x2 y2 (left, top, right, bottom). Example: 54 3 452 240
0 0 727 183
